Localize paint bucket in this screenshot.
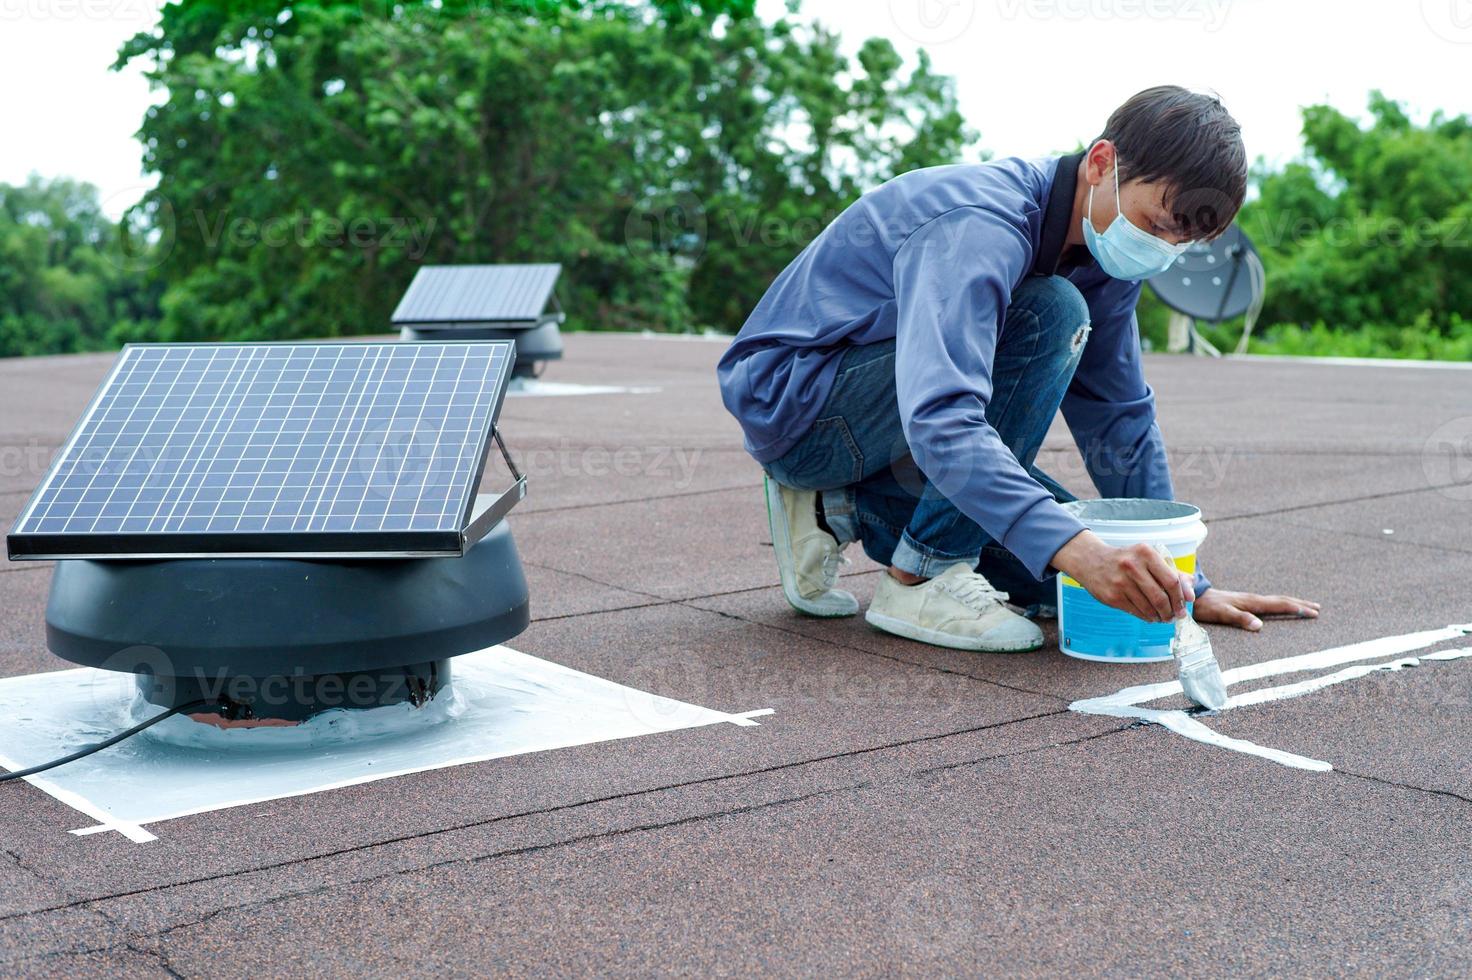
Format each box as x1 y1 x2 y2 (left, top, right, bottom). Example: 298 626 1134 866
1057 498 1208 663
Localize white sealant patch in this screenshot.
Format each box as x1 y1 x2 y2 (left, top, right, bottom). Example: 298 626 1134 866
0 646 770 842
505 379 659 397
1071 624 1472 771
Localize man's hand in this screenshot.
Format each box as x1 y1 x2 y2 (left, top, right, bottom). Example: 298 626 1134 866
1052 530 1193 623
1193 589 1320 631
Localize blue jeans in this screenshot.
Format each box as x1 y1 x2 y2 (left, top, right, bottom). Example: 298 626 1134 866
764 275 1091 608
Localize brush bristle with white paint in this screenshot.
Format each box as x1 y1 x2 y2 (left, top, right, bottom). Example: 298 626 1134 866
1173 615 1228 710
1150 543 1227 710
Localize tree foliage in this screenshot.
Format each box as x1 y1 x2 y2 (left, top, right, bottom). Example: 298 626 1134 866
1237 91 1472 339
12 12 1472 362
0 176 162 357
102 0 972 344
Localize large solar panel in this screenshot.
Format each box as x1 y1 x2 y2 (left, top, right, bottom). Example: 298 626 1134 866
7 341 516 560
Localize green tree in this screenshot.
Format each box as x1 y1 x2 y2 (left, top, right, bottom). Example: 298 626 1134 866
112 0 974 342
0 176 161 357
1238 92 1472 346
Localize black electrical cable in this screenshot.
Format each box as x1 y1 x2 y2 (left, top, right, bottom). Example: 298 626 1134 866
0 698 227 784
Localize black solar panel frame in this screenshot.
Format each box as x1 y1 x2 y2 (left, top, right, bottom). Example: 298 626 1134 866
6 340 516 561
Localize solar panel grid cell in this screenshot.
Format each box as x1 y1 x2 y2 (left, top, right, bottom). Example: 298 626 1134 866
8 341 513 559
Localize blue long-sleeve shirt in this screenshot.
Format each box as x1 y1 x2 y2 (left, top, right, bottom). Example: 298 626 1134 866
717 153 1209 590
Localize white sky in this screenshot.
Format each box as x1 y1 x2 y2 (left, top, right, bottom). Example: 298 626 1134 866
3 0 1471 217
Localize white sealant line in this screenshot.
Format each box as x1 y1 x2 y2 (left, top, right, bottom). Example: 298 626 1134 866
0 750 162 843
70 823 158 844
504 380 660 398
725 708 775 727
1137 706 1331 772
1423 649 1472 661
0 646 779 845
1227 648 1472 709
1071 624 1472 772
1226 352 1472 371
1219 625 1472 687
56 704 773 845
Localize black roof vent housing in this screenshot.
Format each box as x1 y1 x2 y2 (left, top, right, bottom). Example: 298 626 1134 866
9 340 531 726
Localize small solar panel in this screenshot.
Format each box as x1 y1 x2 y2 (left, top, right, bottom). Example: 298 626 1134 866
7 341 516 560
391 264 561 325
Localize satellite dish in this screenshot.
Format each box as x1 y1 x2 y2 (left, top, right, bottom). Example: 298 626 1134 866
1147 224 1265 356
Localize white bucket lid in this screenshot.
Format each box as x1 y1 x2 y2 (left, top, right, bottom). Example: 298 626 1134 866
1063 497 1203 530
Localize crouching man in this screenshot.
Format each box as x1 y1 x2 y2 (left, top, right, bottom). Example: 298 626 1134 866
717 86 1318 652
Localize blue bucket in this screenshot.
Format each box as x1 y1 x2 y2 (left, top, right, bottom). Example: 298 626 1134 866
1056 499 1208 663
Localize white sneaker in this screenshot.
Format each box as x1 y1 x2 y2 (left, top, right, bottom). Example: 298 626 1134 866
865 562 1044 652
763 476 859 618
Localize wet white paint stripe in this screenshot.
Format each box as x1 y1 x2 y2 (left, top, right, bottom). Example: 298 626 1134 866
0 742 162 842
1071 624 1472 772
505 380 659 397
1228 352 1472 371
70 822 157 843
1228 649 1472 709
1143 707 1331 772
725 708 776 727
1220 625 1472 687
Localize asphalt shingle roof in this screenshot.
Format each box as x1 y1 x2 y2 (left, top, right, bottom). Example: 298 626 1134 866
2 334 1470 974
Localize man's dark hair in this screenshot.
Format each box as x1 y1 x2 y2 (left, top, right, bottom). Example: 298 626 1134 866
1095 85 1247 240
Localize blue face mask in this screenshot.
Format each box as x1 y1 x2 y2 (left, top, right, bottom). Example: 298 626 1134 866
1081 158 1190 281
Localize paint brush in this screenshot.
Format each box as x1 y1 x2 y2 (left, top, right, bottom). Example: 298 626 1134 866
1173 614 1228 710
1153 544 1228 710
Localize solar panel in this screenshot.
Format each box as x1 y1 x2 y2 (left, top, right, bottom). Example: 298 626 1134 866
391 264 562 325
7 341 518 560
